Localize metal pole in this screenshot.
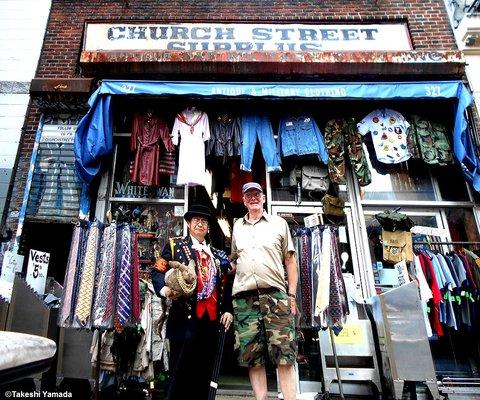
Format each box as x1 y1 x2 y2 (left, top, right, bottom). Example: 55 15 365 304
329 328 345 400
94 330 102 400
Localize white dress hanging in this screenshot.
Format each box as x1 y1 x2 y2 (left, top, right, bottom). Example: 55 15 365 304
171 107 210 186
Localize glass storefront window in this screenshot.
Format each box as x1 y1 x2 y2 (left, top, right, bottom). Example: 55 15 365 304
269 157 349 203
111 137 185 200
361 158 435 201
433 166 470 202
445 208 480 249
110 202 184 256
364 211 441 293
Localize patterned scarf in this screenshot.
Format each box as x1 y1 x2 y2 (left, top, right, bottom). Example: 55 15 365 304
176 110 204 134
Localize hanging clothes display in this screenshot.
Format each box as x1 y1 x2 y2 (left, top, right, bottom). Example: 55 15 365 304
90 281 169 381
324 117 371 186
206 112 242 163
240 112 282 172
314 227 331 317
413 246 480 337
130 112 173 186
291 225 349 333
317 227 349 334
60 219 170 391
59 221 142 331
413 254 434 337
357 108 411 164
172 107 210 186
277 113 328 164
409 115 454 166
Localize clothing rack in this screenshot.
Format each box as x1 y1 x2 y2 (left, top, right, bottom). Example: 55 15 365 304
292 219 345 400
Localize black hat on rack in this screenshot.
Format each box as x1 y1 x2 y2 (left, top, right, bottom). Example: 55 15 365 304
184 204 213 224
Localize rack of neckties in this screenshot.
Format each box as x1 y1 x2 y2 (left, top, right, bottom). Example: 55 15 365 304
292 225 349 331
58 220 141 330
57 219 145 400
292 222 349 399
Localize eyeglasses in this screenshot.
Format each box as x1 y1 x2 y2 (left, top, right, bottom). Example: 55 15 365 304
244 191 263 200
191 217 209 226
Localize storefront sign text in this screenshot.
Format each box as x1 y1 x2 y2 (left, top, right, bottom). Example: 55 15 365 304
330 322 365 345
26 249 50 295
0 251 24 301
41 124 76 143
113 182 175 199
84 22 412 52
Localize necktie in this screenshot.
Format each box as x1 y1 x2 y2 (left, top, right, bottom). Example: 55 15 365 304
75 223 101 327
326 231 349 334
131 231 140 323
92 222 117 329
315 228 331 317
115 225 132 331
69 226 88 322
58 224 81 327
300 231 312 326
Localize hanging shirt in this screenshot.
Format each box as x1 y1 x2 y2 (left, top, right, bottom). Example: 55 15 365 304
462 249 480 289
418 252 444 337
433 253 458 330
357 109 411 164
413 255 433 337
434 253 457 292
324 118 371 186
207 112 242 162
409 115 454 166
172 107 210 186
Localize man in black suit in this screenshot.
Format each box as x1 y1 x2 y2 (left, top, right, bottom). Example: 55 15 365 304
152 204 233 400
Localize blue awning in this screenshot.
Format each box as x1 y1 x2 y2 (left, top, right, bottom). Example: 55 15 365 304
75 80 475 201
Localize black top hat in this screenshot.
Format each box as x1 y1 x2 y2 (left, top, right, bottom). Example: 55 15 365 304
184 204 213 223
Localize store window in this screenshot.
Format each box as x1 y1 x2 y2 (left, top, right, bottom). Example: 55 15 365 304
110 135 185 201
445 207 480 246
361 159 435 201
364 210 443 293
435 167 471 201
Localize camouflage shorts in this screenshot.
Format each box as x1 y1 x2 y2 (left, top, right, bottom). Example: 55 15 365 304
233 290 297 367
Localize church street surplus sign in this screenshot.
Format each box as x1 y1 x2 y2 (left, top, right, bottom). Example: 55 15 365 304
83 22 412 52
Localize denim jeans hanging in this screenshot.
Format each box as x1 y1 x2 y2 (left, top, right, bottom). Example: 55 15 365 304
240 113 282 172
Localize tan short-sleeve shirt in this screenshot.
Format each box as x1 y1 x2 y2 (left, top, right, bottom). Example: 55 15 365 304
231 212 295 296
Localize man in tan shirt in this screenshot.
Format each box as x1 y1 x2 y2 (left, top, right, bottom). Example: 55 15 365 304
231 182 298 400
